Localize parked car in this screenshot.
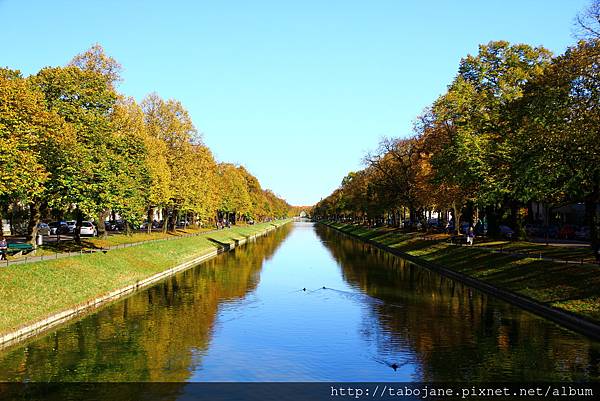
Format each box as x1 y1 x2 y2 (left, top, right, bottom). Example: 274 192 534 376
524 224 542 238
105 220 125 231
79 221 97 237
427 218 443 228
37 222 50 236
49 221 69 235
400 219 413 228
575 226 591 241
559 224 575 240
546 225 560 239
66 220 76 233
499 225 515 239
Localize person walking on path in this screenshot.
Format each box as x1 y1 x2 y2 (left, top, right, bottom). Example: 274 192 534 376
0 237 7 260
466 226 475 246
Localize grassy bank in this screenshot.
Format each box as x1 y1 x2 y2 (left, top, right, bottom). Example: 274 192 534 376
326 222 600 324
0 220 290 337
5 227 215 260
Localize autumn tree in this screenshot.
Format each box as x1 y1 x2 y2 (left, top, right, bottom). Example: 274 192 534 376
216 163 252 224
142 93 199 231
0 69 72 244
69 43 123 87
108 97 152 234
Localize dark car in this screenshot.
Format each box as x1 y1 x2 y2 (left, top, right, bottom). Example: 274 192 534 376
575 226 590 240
546 225 560 239
499 225 515 239
525 224 542 238
105 220 125 231
49 221 69 235
37 222 50 236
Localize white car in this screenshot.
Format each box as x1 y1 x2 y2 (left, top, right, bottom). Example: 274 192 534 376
79 221 97 237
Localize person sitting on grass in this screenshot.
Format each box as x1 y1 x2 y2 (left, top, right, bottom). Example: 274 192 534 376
0 236 7 260
466 226 475 246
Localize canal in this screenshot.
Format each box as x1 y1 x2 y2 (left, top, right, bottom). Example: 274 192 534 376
0 222 598 382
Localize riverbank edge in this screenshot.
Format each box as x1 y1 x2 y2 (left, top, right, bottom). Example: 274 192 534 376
321 221 600 341
0 221 290 349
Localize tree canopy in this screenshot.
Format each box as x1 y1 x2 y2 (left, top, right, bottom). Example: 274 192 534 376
314 36 599 252
1 45 292 243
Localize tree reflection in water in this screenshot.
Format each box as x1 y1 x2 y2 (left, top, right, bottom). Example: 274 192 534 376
315 224 600 382
0 222 599 391
0 224 292 383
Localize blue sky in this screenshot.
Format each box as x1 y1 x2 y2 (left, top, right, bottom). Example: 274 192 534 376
0 0 589 205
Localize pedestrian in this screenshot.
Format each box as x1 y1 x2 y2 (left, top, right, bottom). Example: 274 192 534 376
0 236 7 260
466 226 475 246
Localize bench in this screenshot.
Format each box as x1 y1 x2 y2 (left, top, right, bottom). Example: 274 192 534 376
3 243 34 256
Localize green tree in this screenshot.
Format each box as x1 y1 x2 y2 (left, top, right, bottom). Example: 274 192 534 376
32 64 119 242
515 39 600 253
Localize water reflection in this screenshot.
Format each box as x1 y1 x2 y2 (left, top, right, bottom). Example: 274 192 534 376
0 225 292 382
0 222 598 385
316 224 600 381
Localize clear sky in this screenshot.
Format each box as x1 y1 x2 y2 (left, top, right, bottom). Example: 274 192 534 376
0 0 589 205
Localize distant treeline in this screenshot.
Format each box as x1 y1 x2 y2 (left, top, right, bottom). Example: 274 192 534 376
314 5 599 251
0 45 292 242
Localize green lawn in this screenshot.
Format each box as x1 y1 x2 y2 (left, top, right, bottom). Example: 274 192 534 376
0 220 289 337
328 222 600 323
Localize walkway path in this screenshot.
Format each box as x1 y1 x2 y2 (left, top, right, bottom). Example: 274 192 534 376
420 234 598 265
1 228 224 267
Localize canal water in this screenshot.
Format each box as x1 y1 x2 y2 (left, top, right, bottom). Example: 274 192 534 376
0 222 598 382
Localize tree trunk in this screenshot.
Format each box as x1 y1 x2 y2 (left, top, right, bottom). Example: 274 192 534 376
527 201 535 225
168 209 178 232
162 208 169 233
485 205 499 237
10 202 17 236
452 202 462 235
74 208 84 245
97 209 109 239
26 202 42 247
465 201 474 226
506 198 519 233
147 206 153 234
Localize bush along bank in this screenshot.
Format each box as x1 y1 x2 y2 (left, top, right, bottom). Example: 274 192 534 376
323 221 600 340
0 220 291 347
